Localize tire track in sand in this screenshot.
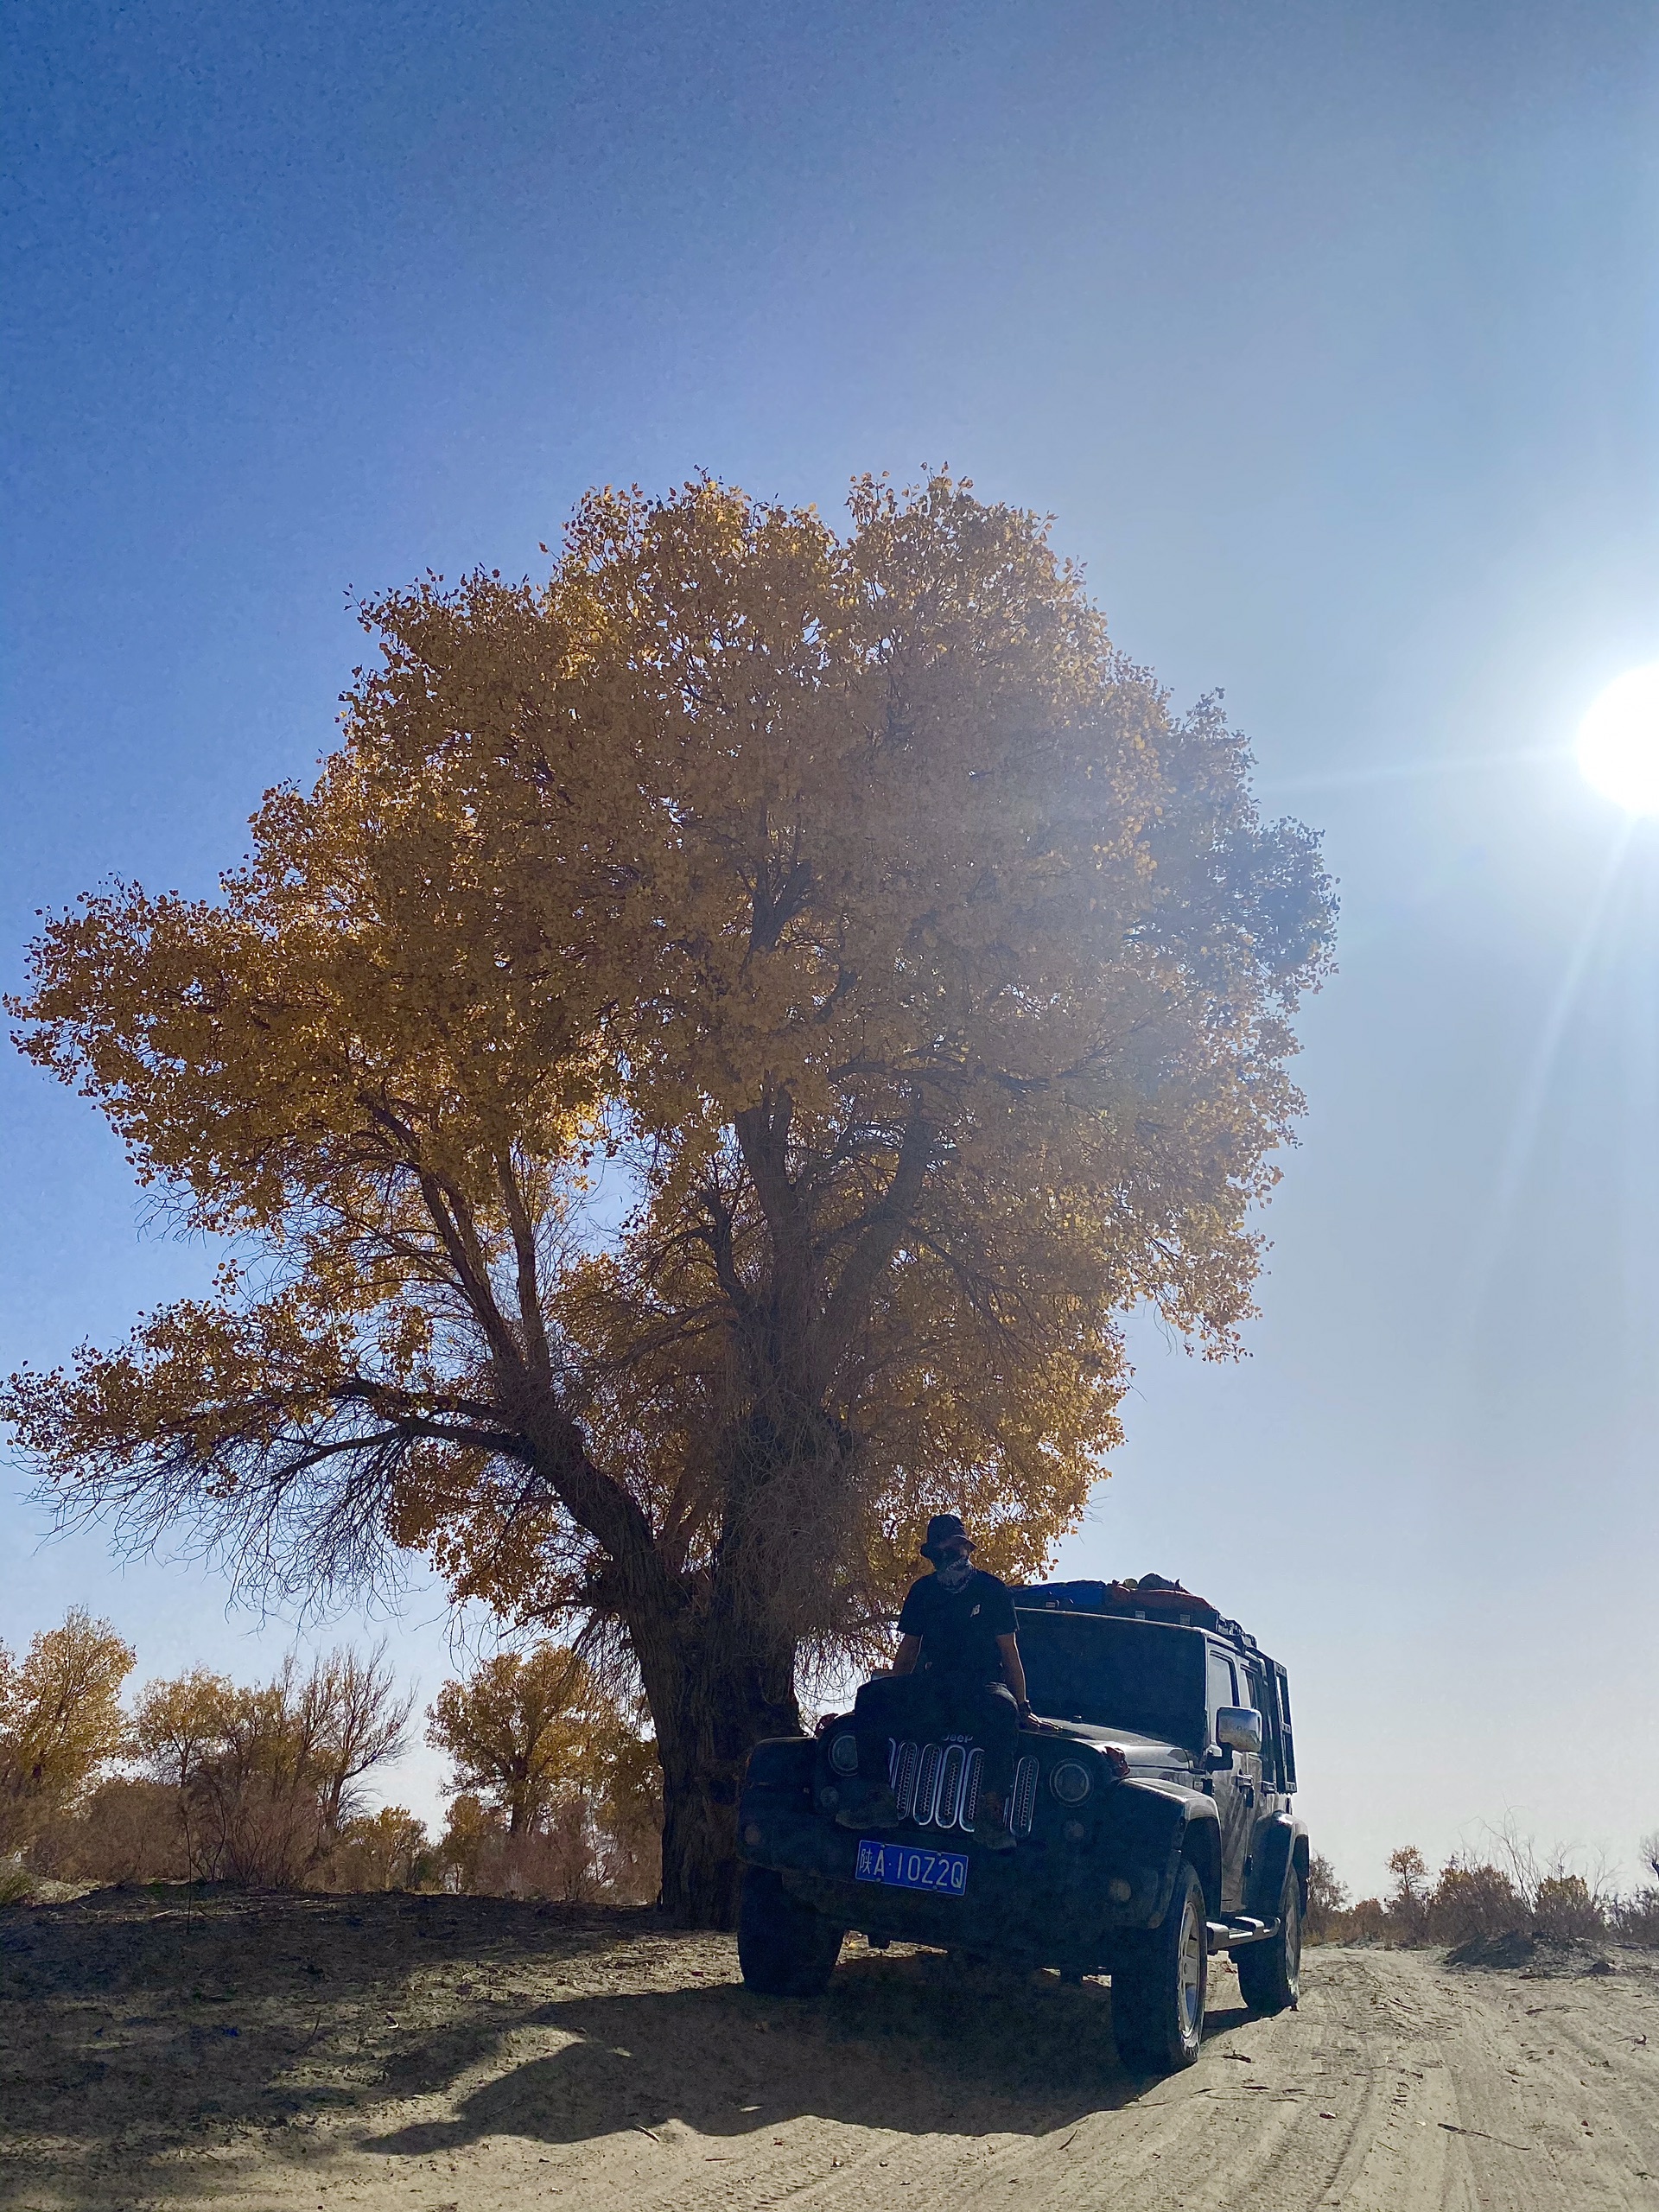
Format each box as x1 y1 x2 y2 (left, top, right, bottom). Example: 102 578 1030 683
8 1894 1659 2212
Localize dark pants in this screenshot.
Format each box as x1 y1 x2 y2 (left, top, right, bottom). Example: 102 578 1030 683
852 1674 1020 1805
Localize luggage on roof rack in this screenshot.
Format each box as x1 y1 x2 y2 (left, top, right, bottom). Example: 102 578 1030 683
1014 1576 1224 1630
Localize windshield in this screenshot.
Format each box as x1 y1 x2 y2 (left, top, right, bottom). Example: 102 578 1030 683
1014 1610 1207 1747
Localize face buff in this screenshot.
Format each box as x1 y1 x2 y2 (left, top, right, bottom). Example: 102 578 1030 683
932 1552 974 1593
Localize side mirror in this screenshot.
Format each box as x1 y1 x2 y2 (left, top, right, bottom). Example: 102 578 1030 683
1215 1706 1262 1756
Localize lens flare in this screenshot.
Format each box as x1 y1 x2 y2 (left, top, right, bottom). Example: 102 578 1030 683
1578 664 1659 815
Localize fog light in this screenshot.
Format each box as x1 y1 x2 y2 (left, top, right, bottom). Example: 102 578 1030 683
744 1822 763 1847
1108 1876 1133 1903
1062 1818 1086 1842
1050 1759 1092 1804
829 1732 861 1776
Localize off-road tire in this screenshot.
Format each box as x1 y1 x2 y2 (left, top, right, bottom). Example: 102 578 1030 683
737 1867 843 1997
1237 1862 1302 2014
1110 1860 1208 2072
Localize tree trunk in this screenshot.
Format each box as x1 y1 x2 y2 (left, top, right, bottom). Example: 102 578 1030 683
639 1609 801 1928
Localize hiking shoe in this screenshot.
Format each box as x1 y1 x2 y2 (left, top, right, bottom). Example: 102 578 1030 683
836 1783 901 1831
976 1800 1017 1853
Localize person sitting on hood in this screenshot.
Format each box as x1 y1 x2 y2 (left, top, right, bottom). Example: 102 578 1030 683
836 1513 1031 1853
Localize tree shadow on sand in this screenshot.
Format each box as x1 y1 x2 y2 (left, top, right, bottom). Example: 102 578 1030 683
0 1888 650 2160
368 1950 1250 2157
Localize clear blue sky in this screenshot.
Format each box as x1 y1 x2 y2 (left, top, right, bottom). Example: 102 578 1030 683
3 1 1657 1895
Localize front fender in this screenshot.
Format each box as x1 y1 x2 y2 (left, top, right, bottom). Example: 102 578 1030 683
1112 1779 1221 1921
738 1735 816 1855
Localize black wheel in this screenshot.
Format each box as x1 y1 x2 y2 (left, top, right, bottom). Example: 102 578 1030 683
1237 1862 1302 2014
737 1867 843 1996
1110 1859 1208 2072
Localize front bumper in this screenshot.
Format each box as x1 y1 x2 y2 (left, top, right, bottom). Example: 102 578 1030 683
738 1797 1174 1973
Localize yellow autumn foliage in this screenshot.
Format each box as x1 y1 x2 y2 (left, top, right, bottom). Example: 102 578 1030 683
3 473 1333 1919
0 1609 135 1850
427 1642 649 1840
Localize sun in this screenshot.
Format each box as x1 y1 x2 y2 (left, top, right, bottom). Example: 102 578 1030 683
1578 664 1659 815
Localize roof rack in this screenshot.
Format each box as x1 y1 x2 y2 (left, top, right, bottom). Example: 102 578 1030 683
1014 1579 1260 1654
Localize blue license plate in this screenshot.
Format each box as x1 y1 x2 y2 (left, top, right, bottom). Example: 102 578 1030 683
855 1840 969 1895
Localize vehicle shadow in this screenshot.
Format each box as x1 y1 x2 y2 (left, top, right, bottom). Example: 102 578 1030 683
1 1891 1256 2192
368 1948 1221 2158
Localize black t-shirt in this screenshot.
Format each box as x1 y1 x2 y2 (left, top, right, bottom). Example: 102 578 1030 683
897 1568 1018 1686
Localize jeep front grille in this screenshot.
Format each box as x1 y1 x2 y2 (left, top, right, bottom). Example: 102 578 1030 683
962 1747 984 1829
916 1743 945 1825
938 1744 965 1827
1011 1754 1039 1835
890 1738 922 1821
884 1740 1033 1834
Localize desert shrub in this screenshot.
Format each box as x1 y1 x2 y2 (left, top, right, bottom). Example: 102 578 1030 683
1344 1896 1392 1940
122 1646 414 1887
1384 1846 1432 1942
436 1783 658 1904
600 1726 663 1901
464 1804 608 1903
1612 1890 1659 1947
436 1793 502 1891
1426 1858 1524 1945
428 1643 661 1904
318 1805 437 1892
1303 1852 1348 1942
28 1778 188 1885
3 1624 662 1900
1311 1834 1632 1950
1294 1826 1659 1952
194 1651 412 1885
1373 1838 1615 1948
1489 1827 1614 1944
1614 1832 1659 1947
1530 1872 1605 1943
1304 1890 1391 1945
216 1777 336 1887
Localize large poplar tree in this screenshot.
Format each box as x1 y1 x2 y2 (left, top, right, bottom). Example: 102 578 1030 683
3 474 1334 1921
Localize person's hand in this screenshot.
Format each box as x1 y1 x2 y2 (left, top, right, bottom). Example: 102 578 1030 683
1015 1697 1033 1721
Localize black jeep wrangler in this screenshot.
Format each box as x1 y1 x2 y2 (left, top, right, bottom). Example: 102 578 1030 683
735 1578 1307 2072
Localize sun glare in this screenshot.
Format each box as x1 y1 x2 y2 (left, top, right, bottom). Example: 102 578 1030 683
1577 664 1659 815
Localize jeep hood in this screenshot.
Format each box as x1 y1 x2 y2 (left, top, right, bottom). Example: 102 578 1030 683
1031 1719 1196 1770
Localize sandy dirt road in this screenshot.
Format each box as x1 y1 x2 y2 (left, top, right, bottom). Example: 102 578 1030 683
3 1891 1658 2210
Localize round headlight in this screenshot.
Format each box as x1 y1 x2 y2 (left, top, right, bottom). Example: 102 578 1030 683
1049 1759 1092 1805
829 1732 861 1776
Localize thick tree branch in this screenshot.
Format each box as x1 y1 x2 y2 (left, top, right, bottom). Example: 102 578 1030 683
362 1100 525 1379
496 1151 556 1384
696 1185 757 1319
815 1104 933 1379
